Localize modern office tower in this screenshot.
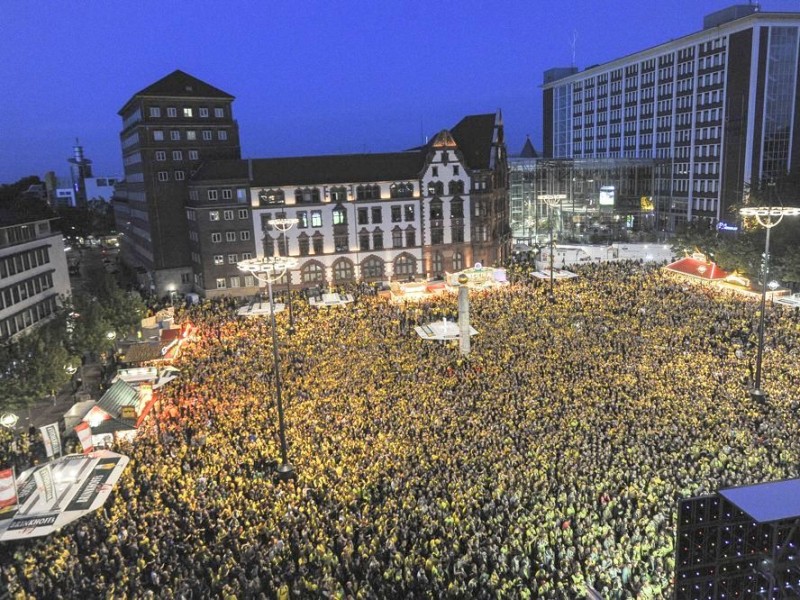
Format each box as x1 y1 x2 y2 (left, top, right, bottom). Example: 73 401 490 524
542 5 800 230
112 70 241 296
0 219 71 341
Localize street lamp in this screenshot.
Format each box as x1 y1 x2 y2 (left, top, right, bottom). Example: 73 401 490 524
739 204 800 402
268 218 299 334
238 255 299 480
539 194 567 301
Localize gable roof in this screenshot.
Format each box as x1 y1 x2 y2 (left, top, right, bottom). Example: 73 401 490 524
120 70 234 114
519 136 539 158
193 151 428 187
663 256 728 280
449 113 499 170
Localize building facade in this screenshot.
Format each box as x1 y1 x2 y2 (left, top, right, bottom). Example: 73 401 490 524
113 71 508 299
186 115 508 298
0 219 71 341
112 70 241 296
542 5 800 230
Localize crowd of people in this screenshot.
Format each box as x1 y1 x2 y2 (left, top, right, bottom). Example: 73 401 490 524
2 259 800 599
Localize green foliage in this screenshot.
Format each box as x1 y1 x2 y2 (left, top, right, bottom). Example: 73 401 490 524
0 323 75 410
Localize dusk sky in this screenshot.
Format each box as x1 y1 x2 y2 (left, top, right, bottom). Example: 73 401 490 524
3 0 800 184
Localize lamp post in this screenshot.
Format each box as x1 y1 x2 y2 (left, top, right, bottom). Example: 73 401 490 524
238 256 299 480
539 194 567 301
269 218 299 334
739 204 800 402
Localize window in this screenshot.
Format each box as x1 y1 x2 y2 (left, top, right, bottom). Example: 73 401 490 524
187 130 197 141
448 180 465 195
330 186 348 202
392 228 403 248
334 234 349 252
296 211 308 229
149 107 161 117
183 107 193 117
427 181 444 196
189 150 199 160
202 130 213 141
240 231 250 241
213 255 224 265
295 187 320 203
175 170 185 181
390 182 414 198
155 151 166 161
259 189 285 205
209 211 220 221
356 184 381 200
404 205 415 222
214 108 225 118
301 262 325 283
228 254 238 264
229 276 240 288
432 166 439 177
391 206 402 222
311 210 322 228
371 207 382 224
450 198 464 219
238 209 248 219
431 227 444 245
453 165 459 175
171 130 181 141
358 207 369 225
373 230 383 250
189 190 199 201
242 252 252 260
451 226 464 243
181 272 192 284
211 233 222 243
298 236 310 256
167 107 177 117
453 252 464 271
333 259 354 282
332 206 347 225
199 107 209 117
158 171 169 182
312 235 324 254
226 232 236 242
432 252 443 276
218 130 228 141
223 210 234 220
405 228 416 247
222 189 233 200
362 256 384 279
153 130 164 141
216 278 226 289
208 190 218 201
394 254 416 277
430 198 443 220
172 150 182 161
359 231 370 251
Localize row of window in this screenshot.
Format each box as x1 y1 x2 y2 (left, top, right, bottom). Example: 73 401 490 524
149 106 226 119
154 150 200 161
256 182 417 206
263 225 424 256
0 272 54 311
209 209 249 221
0 246 50 280
210 231 251 243
0 295 57 341
188 189 248 204
153 129 228 142
213 252 253 265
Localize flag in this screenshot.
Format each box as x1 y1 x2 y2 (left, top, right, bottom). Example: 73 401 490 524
33 464 55 504
40 423 61 458
74 422 94 454
0 468 17 509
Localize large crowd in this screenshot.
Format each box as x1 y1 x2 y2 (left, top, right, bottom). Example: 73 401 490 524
2 260 800 599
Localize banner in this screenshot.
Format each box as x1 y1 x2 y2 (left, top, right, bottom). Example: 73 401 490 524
0 469 17 509
40 423 61 458
74 422 94 454
33 465 55 504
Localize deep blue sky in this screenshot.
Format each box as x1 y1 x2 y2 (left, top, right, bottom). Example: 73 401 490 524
2 0 799 183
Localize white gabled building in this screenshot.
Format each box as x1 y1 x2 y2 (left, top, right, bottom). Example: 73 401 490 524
186 112 508 297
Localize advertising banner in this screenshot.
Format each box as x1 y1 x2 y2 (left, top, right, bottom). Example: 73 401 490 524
74 422 94 454
0 468 17 510
40 423 61 458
